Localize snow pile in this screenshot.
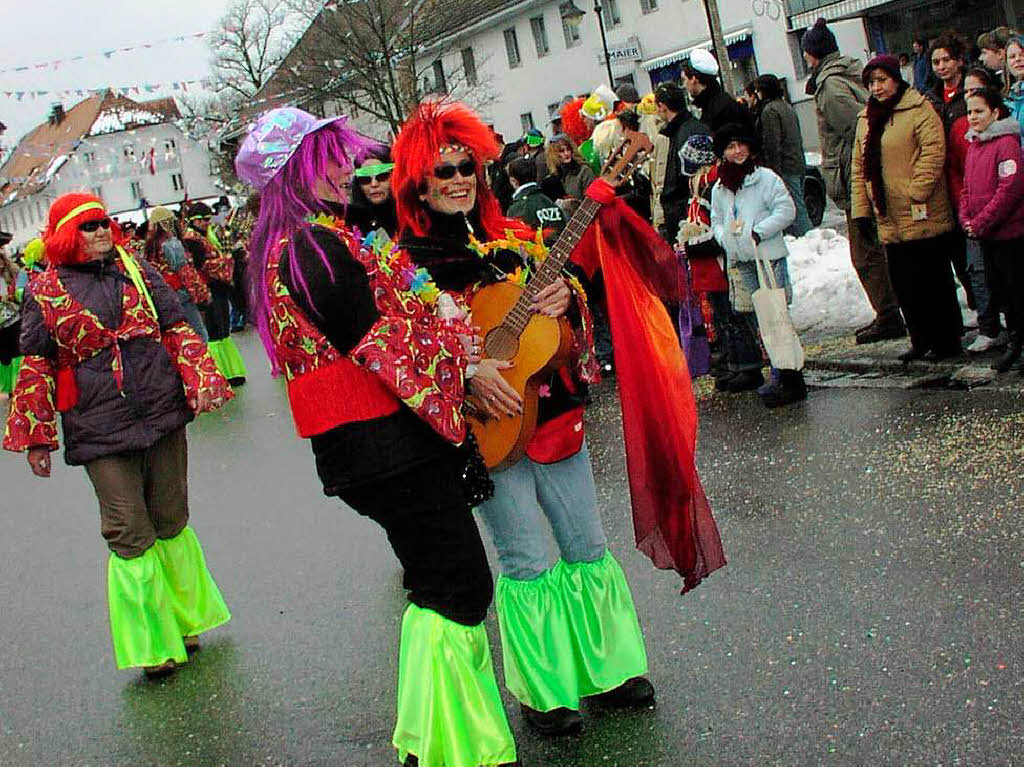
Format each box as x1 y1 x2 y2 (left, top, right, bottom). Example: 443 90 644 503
43 154 68 182
786 228 874 335
89 109 163 136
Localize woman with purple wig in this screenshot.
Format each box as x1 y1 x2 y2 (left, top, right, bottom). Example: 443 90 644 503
235 107 516 767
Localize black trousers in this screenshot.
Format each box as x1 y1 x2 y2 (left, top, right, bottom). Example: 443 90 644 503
204 282 232 342
886 233 963 353
982 237 1024 335
341 458 493 627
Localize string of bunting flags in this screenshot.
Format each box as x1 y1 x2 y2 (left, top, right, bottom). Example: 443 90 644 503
0 32 212 76
0 80 216 101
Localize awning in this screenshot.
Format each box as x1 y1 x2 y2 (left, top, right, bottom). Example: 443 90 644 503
789 0 889 30
640 26 754 72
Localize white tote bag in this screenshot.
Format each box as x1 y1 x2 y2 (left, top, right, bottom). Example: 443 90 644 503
750 244 804 371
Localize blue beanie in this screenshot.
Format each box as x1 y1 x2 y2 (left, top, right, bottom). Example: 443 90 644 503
801 18 839 59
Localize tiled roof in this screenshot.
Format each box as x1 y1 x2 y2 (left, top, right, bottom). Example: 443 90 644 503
414 0 523 46
0 90 181 203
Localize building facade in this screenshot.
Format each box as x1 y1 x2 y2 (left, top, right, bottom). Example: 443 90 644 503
0 92 223 249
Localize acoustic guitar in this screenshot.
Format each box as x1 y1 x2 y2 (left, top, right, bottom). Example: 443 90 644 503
469 130 653 470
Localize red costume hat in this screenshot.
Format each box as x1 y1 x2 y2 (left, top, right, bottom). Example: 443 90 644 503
392 100 530 240
43 193 122 265
559 97 593 146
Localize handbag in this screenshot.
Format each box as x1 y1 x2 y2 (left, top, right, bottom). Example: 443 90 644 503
677 255 711 378
751 244 804 371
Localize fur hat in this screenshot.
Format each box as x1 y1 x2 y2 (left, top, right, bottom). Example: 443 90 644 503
801 18 839 59
149 206 174 225
713 122 761 158
680 134 717 176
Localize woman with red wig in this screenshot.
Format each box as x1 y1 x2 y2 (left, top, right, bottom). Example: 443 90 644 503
3 193 233 677
235 107 515 767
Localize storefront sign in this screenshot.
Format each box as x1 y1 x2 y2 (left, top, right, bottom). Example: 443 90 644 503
600 37 643 66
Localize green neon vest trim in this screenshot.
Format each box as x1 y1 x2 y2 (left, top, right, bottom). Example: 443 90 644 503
393 605 516 767
494 550 648 712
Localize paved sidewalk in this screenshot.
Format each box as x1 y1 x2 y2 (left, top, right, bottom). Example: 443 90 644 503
804 332 1024 392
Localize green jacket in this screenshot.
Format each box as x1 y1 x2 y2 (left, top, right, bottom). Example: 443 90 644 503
507 184 566 241
809 53 867 210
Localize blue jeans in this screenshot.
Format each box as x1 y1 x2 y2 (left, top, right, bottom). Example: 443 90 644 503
782 172 813 238
966 238 1000 337
476 442 608 581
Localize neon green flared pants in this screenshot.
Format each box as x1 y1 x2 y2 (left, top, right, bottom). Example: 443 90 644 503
107 526 230 669
393 605 516 767
206 337 247 381
494 550 648 712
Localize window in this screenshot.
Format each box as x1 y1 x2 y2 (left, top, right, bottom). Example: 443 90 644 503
432 60 447 93
35 201 43 223
504 28 522 68
640 0 658 11
461 47 478 87
530 16 550 57
123 145 136 161
520 112 535 133
83 151 96 164
91 186 103 199
560 2 582 47
547 102 562 119
18 207 26 228
163 138 177 157
171 173 185 192
599 0 621 27
129 181 143 201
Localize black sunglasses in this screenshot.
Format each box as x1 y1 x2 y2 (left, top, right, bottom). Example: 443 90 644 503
356 171 391 185
432 158 477 180
78 218 112 233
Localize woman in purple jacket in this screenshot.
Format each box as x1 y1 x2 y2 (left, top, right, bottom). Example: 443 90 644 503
960 86 1024 373
3 194 234 677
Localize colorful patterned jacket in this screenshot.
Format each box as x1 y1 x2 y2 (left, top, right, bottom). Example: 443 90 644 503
3 250 232 464
184 230 233 286
269 220 470 445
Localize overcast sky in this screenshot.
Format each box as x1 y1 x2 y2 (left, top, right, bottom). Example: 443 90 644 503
0 0 236 144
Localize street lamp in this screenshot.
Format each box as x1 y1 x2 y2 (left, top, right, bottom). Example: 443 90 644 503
592 1 615 86
559 1 586 27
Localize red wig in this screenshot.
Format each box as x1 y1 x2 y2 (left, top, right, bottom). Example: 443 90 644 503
43 193 122 265
560 97 593 146
393 100 530 240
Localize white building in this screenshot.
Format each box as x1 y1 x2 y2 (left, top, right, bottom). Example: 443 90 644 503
414 0 849 144
0 91 224 249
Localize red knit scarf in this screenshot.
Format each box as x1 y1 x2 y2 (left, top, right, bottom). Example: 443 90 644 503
863 82 909 217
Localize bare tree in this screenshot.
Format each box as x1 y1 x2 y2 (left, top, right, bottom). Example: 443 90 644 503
277 0 493 135
210 0 293 101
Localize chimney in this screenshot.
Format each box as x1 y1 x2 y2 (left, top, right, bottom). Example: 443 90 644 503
49 103 66 125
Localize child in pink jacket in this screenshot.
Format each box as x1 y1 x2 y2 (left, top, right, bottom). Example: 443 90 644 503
960 86 1024 372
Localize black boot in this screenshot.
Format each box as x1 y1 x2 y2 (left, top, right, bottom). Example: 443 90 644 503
714 371 737 392
724 369 764 392
856 311 906 344
589 677 656 709
898 346 927 363
760 370 807 408
520 704 583 736
993 333 1022 373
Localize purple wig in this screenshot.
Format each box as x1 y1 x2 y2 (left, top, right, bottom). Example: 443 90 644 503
246 119 379 371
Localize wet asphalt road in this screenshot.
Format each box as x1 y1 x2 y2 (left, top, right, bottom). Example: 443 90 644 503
1 331 1022 766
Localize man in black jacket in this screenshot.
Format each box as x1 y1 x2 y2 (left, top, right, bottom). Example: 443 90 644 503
506 156 566 243
654 82 709 243
682 49 755 134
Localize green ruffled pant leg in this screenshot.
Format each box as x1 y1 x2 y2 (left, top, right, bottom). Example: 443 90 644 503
206 337 247 382
107 548 189 670
151 526 231 638
0 356 22 394
495 550 648 712
393 605 516 767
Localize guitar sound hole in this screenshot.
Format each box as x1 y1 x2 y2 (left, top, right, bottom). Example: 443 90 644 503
485 327 520 360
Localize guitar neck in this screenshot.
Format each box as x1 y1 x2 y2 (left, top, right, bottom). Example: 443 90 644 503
501 197 602 337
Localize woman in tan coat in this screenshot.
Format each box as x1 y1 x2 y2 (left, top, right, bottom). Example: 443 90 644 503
851 55 963 361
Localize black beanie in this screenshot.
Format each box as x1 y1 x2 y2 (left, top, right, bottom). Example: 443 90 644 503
713 122 761 158
801 18 839 59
